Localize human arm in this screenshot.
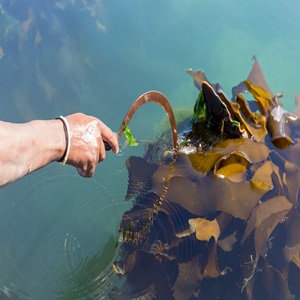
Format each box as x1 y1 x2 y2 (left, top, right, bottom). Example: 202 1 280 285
0 113 119 187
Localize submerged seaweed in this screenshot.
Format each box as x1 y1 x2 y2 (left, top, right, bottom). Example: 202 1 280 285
111 57 300 299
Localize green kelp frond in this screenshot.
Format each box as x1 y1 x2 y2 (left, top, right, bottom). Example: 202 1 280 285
231 120 240 129
123 123 138 147
192 90 207 124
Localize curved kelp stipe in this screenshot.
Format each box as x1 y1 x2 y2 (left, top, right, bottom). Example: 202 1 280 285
117 90 179 150
117 91 179 244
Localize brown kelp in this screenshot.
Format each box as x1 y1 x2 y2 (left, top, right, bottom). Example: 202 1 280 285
116 91 179 243
111 57 300 299
116 91 178 150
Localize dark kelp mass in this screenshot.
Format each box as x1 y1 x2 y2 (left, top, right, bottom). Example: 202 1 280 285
111 57 300 299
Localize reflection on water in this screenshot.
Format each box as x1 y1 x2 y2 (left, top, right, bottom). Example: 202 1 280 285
0 0 300 299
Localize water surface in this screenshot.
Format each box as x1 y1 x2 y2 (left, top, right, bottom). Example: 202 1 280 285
0 0 300 299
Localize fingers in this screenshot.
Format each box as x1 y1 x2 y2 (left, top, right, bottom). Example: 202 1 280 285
77 168 88 177
99 121 119 154
98 131 106 162
77 165 95 178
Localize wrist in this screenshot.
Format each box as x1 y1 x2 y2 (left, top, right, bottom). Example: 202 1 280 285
21 119 66 169
38 119 67 164
56 116 71 164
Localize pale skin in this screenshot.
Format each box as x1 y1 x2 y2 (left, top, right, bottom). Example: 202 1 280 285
0 113 119 187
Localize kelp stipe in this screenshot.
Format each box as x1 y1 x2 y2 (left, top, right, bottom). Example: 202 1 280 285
116 91 179 243
117 91 179 150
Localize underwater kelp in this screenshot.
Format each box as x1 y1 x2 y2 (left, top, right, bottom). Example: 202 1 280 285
111 57 300 299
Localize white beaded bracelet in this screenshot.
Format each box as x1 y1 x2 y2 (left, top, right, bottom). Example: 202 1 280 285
56 116 71 165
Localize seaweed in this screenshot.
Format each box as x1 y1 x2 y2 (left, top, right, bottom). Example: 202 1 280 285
122 123 138 147
114 91 179 243
111 57 300 300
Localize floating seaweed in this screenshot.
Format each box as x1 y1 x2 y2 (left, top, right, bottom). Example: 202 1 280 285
115 91 179 243
111 57 300 299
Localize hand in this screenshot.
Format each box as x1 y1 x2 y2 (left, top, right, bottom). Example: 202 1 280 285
64 113 119 177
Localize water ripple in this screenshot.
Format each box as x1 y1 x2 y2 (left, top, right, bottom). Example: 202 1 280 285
0 155 131 299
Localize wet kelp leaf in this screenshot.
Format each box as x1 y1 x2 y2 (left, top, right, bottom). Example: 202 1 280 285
241 196 292 289
284 208 300 268
188 138 269 174
201 81 243 138
152 159 267 219
172 256 204 299
267 106 296 150
125 156 158 201
204 239 223 278
218 230 238 252
133 156 250 221
282 160 300 206
279 137 300 168
186 74 245 141
189 218 220 242
153 176 206 216
187 68 209 91
213 152 250 182
242 196 292 246
244 79 273 116
211 138 270 163
207 178 266 220
250 160 274 191
236 93 268 142
111 250 180 299
188 217 224 278
247 56 275 98
245 257 294 300
231 57 297 150
175 217 224 278
232 55 274 100
188 151 223 174
176 216 228 279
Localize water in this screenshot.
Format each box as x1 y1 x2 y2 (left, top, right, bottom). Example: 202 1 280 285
0 0 300 299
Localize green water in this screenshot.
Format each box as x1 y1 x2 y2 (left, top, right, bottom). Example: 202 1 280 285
0 0 299 299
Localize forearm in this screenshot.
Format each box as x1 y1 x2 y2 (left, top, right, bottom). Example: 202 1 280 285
0 119 65 187
0 113 119 186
